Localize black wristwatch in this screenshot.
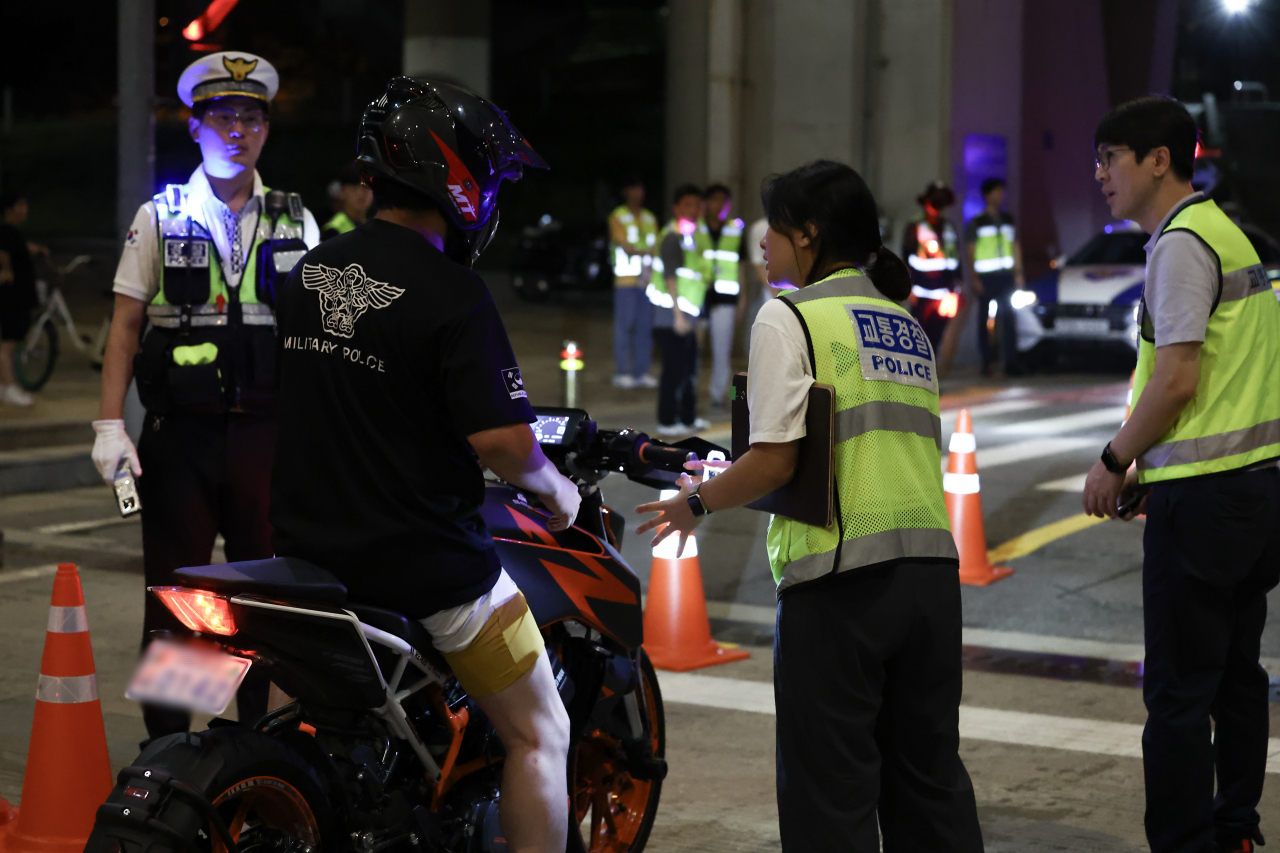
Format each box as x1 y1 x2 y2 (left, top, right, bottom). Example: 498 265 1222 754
1101 442 1128 475
687 483 711 517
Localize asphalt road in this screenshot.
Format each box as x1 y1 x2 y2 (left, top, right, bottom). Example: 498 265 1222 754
0 273 1276 851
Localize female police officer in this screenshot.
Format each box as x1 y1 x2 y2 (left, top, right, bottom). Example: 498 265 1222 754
637 160 984 852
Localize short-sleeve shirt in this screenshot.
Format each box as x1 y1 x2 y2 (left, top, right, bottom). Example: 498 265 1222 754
269 218 535 617
746 297 812 444
1143 192 1219 346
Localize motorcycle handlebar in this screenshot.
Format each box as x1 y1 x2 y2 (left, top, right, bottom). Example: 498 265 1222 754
637 442 696 473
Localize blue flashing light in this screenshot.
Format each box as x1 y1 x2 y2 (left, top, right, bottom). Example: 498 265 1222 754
1104 224 1113 234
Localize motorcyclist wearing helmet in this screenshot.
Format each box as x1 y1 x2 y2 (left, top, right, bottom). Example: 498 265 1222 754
269 77 576 853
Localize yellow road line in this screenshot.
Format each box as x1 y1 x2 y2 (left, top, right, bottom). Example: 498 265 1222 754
987 513 1107 563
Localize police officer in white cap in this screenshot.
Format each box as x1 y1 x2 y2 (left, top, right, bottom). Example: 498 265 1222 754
93 51 319 741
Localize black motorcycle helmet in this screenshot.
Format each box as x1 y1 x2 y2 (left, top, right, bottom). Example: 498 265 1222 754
356 76 548 265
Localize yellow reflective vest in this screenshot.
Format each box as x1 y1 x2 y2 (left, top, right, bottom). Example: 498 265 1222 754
765 269 958 592
1133 197 1280 482
608 205 659 285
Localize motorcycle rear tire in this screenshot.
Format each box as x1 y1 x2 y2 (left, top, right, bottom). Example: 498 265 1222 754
86 727 339 853
16 318 57 392
570 649 665 853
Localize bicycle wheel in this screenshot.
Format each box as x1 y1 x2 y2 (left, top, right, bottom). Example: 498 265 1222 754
16 318 58 391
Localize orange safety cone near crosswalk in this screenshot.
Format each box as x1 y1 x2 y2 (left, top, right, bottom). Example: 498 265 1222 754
643 492 750 671
945 410 1015 586
0 564 113 853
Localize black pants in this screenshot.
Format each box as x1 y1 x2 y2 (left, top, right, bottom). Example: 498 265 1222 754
136 411 275 739
775 562 984 852
975 272 1016 371
655 327 699 426
1142 465 1280 853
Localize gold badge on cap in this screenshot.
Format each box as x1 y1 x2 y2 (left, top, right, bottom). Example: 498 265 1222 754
222 56 259 82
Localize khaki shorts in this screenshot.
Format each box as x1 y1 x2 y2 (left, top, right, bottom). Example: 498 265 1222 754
418 570 544 698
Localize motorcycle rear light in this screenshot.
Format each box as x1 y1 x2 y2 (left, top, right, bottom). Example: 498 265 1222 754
151 587 238 636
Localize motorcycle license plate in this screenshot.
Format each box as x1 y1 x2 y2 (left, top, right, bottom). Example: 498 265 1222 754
126 639 252 716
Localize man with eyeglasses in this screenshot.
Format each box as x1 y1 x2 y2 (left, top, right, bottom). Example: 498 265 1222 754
94 51 319 742
1082 95 1280 853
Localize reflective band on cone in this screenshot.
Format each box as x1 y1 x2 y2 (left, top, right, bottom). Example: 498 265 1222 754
943 473 980 495
34 674 99 704
46 606 88 634
945 411 1014 586
642 493 749 671
0 563 113 853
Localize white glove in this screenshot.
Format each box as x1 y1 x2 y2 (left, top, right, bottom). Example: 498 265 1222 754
91 419 141 486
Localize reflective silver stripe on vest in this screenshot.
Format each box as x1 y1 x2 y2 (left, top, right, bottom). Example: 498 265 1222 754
835 400 942 450
147 303 275 328
776 527 959 595
47 605 88 633
1218 265 1272 305
1139 417 1280 471
36 673 99 704
785 275 882 304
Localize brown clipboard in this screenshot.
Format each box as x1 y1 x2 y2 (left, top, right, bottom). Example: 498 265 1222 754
730 372 835 527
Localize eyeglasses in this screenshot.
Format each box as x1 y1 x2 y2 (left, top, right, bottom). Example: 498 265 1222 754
1095 146 1131 172
203 109 266 134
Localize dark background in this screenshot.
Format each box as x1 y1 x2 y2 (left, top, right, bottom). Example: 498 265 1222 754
0 0 1276 246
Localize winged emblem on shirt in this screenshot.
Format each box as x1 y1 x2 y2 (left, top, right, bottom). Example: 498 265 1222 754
302 262 405 339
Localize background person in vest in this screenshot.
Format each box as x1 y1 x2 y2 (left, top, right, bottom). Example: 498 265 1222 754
901 180 959 297
963 178 1026 376
1081 96 1280 853
321 162 373 240
702 183 747 416
92 51 319 741
608 175 658 388
636 160 984 852
649 184 710 435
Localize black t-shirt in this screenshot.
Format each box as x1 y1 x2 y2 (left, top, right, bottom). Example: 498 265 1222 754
0 224 36 310
269 218 535 617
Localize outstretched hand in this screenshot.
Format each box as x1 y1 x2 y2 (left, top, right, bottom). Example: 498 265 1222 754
635 473 702 558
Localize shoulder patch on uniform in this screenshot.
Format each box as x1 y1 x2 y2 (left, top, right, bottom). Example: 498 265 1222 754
302 262 405 339
502 367 527 400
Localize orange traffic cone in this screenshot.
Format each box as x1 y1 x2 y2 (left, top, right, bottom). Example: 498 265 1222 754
945 410 1015 586
643 494 750 671
0 564 113 853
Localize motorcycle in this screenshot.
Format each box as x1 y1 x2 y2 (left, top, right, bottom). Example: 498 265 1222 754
86 407 723 853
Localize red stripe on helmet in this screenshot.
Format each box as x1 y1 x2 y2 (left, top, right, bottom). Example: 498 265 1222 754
429 129 480 223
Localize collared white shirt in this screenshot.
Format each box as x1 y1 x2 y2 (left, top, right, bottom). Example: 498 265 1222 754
114 165 320 303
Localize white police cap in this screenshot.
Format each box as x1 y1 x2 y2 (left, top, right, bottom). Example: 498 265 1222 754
177 51 279 108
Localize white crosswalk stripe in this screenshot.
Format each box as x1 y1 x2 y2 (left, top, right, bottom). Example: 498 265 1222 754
658 672 1280 773
993 406 1127 435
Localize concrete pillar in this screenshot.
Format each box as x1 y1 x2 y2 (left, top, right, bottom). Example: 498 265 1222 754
664 0 710 206
404 0 491 97
666 0 954 230
874 0 953 239
117 0 155 239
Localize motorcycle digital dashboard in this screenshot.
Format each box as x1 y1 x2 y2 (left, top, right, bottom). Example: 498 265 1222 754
532 407 587 447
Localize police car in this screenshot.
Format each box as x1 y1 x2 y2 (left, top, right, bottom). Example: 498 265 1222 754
1014 222 1145 364
1016 221 1280 367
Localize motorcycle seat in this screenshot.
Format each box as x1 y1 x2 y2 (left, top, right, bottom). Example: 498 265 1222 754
172 557 348 605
